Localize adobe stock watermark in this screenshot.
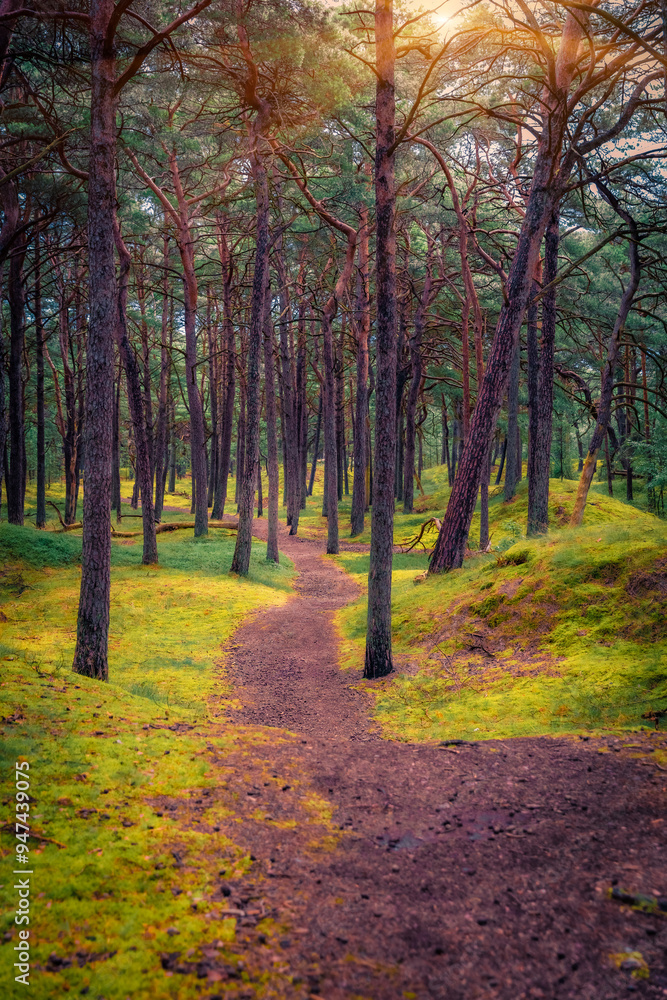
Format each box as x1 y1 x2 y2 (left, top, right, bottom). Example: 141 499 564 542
13 760 32 986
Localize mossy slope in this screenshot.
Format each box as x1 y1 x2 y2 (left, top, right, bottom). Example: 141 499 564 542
335 502 667 742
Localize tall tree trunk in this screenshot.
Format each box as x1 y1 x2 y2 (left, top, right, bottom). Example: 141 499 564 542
171 164 208 537
236 383 246 508
263 281 279 563
34 233 46 529
213 217 236 519
570 202 640 526
495 436 507 485
641 347 650 442
504 339 520 502
527 209 558 535
335 318 346 503
365 0 396 678
231 141 269 574
479 449 491 550
441 394 450 480
429 10 588 572
275 249 299 531
168 403 176 493
403 254 430 513
73 0 116 680
308 390 322 496
0 323 5 519
154 241 170 523
604 430 613 495
207 293 218 509
351 207 370 536
112 364 121 521
114 223 158 565
136 264 155 492
7 242 25 524
322 303 340 553
395 404 403 502
296 268 308 511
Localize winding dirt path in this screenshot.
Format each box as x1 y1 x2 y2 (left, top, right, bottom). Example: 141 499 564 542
224 527 373 741
212 521 667 1000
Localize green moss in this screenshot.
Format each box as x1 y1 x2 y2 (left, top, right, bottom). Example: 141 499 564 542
334 487 667 742
0 509 311 999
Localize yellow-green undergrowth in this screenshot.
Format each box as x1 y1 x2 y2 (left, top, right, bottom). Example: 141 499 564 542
0 521 309 998
335 515 667 743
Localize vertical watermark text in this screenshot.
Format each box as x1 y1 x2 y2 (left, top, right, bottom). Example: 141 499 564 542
13 761 32 986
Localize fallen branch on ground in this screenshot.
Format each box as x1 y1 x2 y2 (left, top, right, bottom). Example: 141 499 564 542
400 517 441 553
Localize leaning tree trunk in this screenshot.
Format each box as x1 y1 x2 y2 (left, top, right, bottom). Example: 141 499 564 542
428 10 588 572
527 209 559 535
365 0 397 679
73 0 116 680
570 200 640 526
263 281 279 563
114 223 158 564
231 146 269 575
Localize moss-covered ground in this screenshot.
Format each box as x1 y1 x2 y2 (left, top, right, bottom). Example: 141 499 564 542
3 467 667 995
0 486 341 998
332 470 667 743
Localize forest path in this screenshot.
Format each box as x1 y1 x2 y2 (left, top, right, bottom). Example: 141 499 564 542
207 521 667 1000
223 519 373 740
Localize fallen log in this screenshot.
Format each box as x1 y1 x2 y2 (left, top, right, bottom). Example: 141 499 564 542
155 520 237 533
60 519 238 536
110 527 140 538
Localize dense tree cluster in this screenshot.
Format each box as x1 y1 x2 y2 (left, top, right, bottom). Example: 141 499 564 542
2 0 667 679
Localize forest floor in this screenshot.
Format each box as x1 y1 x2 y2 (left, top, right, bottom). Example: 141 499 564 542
1 477 666 999
203 520 667 1000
